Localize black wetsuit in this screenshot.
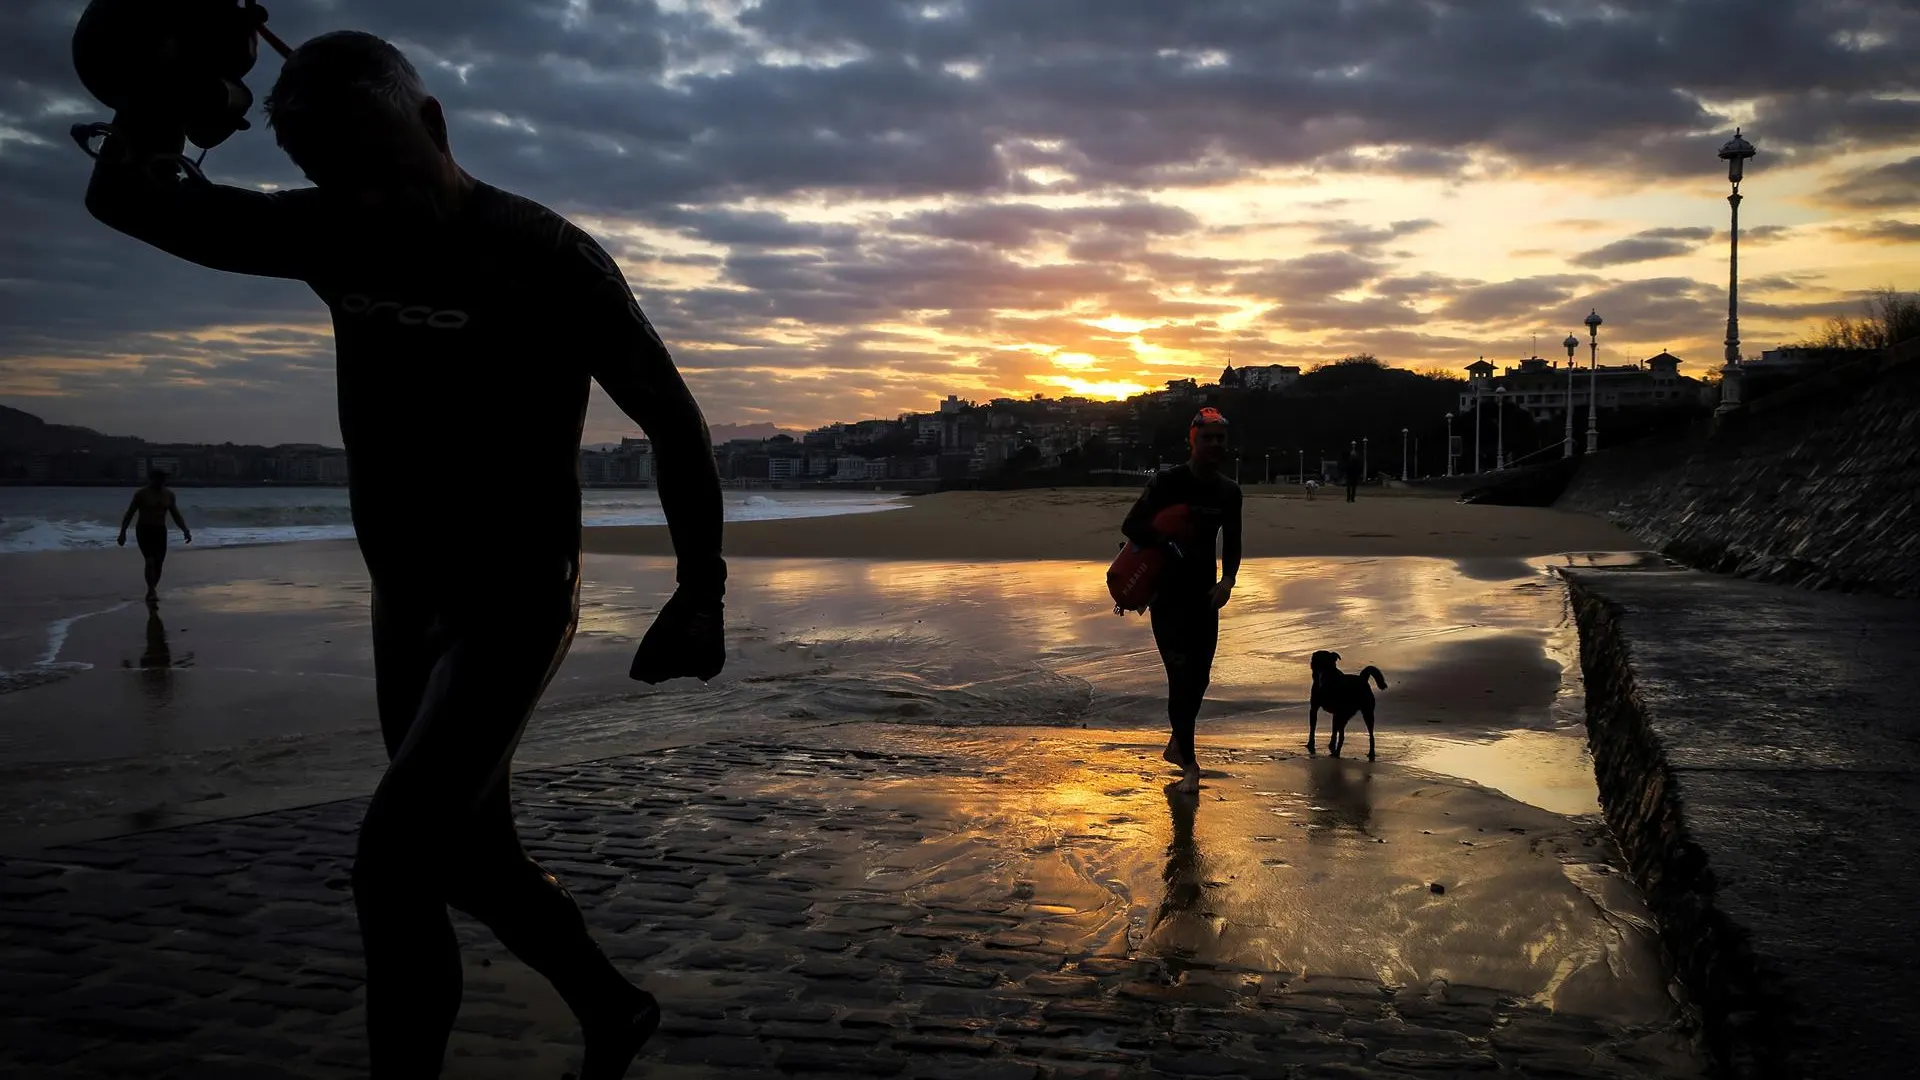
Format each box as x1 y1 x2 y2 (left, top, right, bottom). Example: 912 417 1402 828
1121 464 1243 765
1344 456 1361 501
86 119 723 1075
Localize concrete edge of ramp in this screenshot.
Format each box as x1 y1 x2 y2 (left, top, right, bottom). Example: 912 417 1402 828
1562 573 1783 1080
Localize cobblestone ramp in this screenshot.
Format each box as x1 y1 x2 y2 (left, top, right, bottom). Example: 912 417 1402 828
1565 567 1920 1080
2 740 1694 1079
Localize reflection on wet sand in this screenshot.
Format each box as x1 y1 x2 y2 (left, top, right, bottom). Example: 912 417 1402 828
1150 785 1208 954
6 552 1606 848
774 724 1687 1042
122 604 192 827
1306 757 1374 840
136 605 176 688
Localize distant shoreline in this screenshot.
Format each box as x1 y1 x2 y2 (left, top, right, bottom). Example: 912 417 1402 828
0 479 351 488
0 479 935 492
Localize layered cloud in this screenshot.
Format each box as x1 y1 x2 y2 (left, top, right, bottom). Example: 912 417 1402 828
0 0 1916 443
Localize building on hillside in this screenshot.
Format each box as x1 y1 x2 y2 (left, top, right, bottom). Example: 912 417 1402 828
1219 362 1301 391
1459 351 1700 423
1152 379 1199 403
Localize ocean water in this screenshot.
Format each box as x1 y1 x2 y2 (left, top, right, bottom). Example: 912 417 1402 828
0 486 907 554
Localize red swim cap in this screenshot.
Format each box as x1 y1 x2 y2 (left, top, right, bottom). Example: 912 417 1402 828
1188 407 1228 449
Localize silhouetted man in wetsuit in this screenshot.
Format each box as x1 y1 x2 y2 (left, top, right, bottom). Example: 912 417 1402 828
84 30 725 1080
1344 452 1362 502
1121 409 1243 793
118 468 191 604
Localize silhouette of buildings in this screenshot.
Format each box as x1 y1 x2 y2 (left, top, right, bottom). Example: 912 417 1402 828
1458 351 1705 423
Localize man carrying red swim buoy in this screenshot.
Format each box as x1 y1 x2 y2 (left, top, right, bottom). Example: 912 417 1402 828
1118 407 1244 793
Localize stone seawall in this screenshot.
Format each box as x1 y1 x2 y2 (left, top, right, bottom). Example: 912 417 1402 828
1565 580 1785 1080
1558 339 1920 598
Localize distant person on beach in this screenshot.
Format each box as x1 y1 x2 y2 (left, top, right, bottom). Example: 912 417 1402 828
1344 452 1362 502
1121 408 1243 794
83 29 726 1079
117 469 190 604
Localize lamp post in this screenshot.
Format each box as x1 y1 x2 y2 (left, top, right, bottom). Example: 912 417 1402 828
1363 436 1369 480
1584 309 1602 454
1718 128 1757 414
1264 451 1271 485
1562 333 1579 457
1472 367 1483 473
1401 427 1408 480
1297 448 1304 484
1495 386 1506 469
1444 413 1454 476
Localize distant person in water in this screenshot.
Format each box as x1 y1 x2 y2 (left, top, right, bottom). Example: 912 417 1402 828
1121 408 1243 794
117 469 191 604
83 29 724 1080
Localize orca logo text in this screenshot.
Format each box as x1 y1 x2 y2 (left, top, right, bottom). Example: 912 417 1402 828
340 294 471 330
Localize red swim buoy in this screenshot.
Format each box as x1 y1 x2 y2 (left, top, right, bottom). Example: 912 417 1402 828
1106 504 1193 614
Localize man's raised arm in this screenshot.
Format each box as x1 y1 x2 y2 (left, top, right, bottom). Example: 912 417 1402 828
84 112 321 280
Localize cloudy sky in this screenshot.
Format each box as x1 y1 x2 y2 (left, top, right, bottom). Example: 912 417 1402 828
2 0 1916 445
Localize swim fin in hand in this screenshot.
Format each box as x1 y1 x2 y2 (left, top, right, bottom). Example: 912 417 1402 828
629 586 725 684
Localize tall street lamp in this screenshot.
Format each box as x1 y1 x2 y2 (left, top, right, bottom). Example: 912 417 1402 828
1472 364 1484 474
1297 448 1304 484
1562 333 1579 457
1719 128 1757 413
1496 385 1506 469
1362 436 1369 480
1444 413 1454 476
1584 309 1602 454
1401 427 1409 480
1264 451 1271 485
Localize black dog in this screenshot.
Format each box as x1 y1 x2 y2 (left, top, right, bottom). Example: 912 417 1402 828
1308 650 1387 760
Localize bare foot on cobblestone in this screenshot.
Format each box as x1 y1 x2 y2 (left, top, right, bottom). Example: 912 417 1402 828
578 986 660 1080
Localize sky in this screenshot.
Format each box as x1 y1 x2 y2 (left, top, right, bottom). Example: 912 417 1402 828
1 0 1916 446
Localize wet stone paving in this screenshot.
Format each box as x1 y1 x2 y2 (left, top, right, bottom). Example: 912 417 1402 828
1 739 1694 1079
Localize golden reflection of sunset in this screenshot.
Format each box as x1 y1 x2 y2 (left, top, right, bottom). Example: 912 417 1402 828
700 555 1561 704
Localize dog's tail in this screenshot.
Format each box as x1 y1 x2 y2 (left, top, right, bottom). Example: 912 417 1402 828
1361 665 1387 689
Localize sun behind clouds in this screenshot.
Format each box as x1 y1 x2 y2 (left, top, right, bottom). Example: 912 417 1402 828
0 0 1914 442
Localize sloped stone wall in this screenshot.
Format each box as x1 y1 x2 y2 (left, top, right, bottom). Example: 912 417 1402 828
1558 341 1920 598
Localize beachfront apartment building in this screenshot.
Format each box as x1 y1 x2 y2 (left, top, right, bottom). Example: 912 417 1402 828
1460 352 1700 423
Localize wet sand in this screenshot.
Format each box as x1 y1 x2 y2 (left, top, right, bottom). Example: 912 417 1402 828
0 542 1651 843
586 485 1634 560
0 531 1698 1064
2 734 1701 1078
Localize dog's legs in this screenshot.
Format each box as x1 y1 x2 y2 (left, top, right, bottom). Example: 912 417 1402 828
1362 703 1377 761
1329 711 1350 757
1307 692 1319 754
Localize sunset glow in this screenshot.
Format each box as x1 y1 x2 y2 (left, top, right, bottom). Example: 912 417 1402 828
1 1 1914 443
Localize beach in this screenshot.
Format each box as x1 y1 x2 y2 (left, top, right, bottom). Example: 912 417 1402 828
0 487 1701 1077
585 485 1634 561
